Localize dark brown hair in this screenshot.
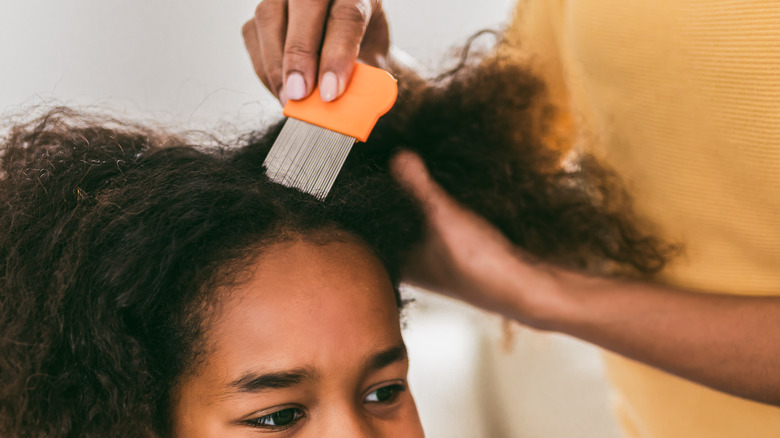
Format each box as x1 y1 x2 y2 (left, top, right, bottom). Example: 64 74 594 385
0 57 671 437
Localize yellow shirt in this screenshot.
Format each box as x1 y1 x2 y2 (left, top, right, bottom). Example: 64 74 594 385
506 1 780 436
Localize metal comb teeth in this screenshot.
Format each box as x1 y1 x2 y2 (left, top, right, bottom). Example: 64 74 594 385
263 118 356 200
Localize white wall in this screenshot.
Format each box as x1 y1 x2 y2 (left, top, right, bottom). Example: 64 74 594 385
0 1 620 437
0 0 515 128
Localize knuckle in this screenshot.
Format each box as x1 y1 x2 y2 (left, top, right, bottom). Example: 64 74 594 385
322 46 355 65
321 40 359 64
254 1 267 18
329 2 370 26
298 0 329 8
254 0 284 26
241 20 254 37
284 42 318 58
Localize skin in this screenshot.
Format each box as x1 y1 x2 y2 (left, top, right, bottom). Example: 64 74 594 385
242 0 389 105
241 0 780 406
171 237 425 437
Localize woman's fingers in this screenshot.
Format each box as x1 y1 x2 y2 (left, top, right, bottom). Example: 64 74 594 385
283 0 331 101
391 150 540 316
318 0 375 101
242 19 274 95
390 150 462 225
244 0 388 103
246 0 288 99
390 151 435 207
357 5 390 66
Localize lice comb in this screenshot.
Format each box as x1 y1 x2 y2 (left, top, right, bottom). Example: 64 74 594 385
263 63 398 200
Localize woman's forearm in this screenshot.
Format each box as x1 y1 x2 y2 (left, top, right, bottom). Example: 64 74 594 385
532 268 780 406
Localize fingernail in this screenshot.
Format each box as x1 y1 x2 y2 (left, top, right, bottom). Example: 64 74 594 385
320 72 339 102
285 72 306 101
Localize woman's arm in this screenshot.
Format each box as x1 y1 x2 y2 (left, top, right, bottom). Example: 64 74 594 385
391 150 780 407
552 270 780 406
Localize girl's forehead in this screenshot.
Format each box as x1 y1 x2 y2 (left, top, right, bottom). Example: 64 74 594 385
204 237 403 379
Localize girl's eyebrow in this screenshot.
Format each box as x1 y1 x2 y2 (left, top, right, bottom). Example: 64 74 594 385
230 367 318 393
228 343 408 394
367 343 408 372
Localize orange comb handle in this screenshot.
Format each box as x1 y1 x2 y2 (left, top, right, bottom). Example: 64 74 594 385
282 63 398 143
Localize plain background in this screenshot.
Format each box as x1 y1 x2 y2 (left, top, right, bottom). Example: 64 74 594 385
0 1 621 437
0 0 515 126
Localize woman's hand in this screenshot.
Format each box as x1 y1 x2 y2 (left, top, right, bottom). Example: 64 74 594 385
391 151 780 405
390 151 569 328
242 0 390 104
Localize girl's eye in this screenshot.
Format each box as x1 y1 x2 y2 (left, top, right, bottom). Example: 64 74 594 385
245 407 304 430
364 383 406 404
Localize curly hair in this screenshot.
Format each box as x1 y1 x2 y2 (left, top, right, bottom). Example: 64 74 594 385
0 58 673 437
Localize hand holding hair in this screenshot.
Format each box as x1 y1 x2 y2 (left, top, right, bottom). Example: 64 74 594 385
390 151 780 408
242 0 389 105
390 150 564 327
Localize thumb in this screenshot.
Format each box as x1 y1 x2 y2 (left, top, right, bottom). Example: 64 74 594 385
389 150 461 222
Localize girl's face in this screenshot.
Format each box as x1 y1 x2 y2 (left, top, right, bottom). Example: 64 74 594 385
171 237 425 437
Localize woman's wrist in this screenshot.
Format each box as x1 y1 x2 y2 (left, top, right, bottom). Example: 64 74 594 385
500 256 614 334
494 255 572 330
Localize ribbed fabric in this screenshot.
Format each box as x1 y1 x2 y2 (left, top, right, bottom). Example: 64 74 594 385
507 1 780 437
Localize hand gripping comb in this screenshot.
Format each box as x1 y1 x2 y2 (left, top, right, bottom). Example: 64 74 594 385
263 63 398 200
